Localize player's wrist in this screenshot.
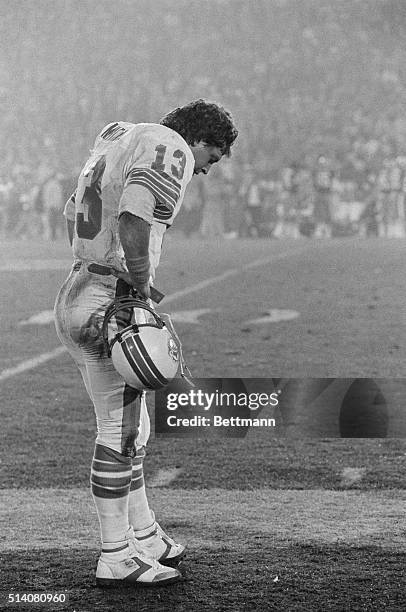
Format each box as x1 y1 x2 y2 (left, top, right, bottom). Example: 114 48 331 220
126 255 150 286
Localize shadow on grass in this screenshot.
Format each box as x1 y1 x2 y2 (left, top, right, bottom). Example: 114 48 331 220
1 544 405 611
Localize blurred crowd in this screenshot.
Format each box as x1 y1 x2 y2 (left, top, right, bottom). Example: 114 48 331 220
2 152 404 241
0 168 76 241
2 0 406 240
177 153 406 239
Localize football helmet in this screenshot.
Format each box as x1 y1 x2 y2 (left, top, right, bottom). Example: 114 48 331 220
102 296 191 391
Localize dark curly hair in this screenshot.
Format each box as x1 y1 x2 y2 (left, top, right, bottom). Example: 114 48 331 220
160 99 238 156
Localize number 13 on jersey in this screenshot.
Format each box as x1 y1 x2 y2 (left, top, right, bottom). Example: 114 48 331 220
151 145 186 180
76 156 106 240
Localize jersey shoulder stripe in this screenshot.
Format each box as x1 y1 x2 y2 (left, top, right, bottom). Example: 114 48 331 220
153 203 173 221
127 168 181 197
127 168 181 210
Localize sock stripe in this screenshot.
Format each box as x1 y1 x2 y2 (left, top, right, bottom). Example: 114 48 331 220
130 475 145 492
94 444 132 465
91 473 132 488
91 445 132 499
92 470 132 480
101 542 129 554
92 460 132 473
136 526 158 540
130 467 143 479
91 483 131 499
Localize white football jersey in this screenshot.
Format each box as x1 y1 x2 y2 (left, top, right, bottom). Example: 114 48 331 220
64 122 195 276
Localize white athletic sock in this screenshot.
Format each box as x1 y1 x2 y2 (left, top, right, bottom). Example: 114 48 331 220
91 443 132 545
100 540 130 560
128 448 154 530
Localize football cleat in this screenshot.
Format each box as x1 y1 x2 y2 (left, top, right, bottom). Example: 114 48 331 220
96 528 182 587
132 512 186 567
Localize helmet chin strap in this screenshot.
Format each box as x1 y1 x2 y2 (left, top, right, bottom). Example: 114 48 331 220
160 313 195 388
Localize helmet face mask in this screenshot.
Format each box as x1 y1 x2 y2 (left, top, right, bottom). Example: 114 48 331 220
102 297 180 391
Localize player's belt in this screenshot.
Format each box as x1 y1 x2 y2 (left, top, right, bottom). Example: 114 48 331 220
88 262 123 276
87 263 164 304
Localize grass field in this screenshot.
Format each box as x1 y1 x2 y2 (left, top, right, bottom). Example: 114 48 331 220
0 235 405 611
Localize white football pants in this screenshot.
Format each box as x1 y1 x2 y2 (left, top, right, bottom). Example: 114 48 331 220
54 261 150 456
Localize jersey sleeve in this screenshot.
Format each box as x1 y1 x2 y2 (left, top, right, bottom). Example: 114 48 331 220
118 182 157 225
118 126 194 226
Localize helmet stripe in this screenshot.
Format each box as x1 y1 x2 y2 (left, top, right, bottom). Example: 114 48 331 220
121 335 169 389
121 340 156 389
132 334 168 387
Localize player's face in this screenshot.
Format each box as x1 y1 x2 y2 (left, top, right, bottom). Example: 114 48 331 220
190 142 223 175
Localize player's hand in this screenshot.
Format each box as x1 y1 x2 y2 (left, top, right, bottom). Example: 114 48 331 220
116 270 133 285
115 270 150 300
133 281 151 301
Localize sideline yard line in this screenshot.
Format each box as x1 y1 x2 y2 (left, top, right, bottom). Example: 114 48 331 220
161 246 309 304
0 245 308 383
0 347 67 382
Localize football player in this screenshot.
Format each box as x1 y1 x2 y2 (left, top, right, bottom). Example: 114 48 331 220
54 99 238 587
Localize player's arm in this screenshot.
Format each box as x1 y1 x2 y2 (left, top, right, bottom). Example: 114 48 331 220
118 212 151 300
67 218 75 246
118 163 160 300
64 190 77 246
118 129 193 297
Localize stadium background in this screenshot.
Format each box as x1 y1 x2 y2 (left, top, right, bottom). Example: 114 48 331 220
0 1 405 610
2 0 406 239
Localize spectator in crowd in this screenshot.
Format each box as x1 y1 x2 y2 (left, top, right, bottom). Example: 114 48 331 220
360 198 380 238
277 163 302 238
257 177 279 237
178 175 207 237
377 158 393 237
0 177 13 239
13 171 42 240
312 155 335 238
41 172 65 241
243 169 265 237
200 173 225 238
377 156 406 237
